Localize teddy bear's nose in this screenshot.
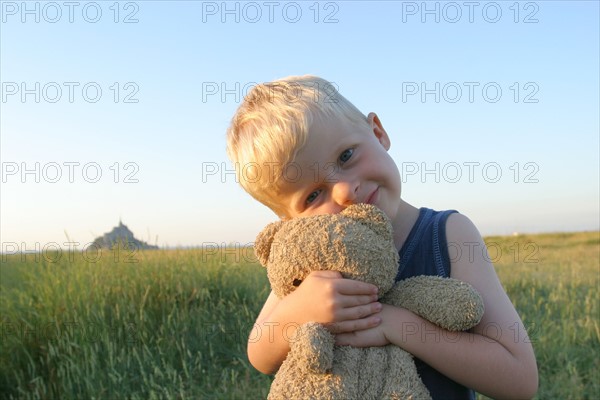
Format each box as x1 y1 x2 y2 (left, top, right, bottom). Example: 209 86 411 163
292 279 303 287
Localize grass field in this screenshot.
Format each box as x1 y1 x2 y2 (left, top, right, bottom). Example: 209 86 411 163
1 231 598 399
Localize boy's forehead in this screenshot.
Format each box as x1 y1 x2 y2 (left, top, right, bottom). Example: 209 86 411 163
309 113 348 135
304 115 367 150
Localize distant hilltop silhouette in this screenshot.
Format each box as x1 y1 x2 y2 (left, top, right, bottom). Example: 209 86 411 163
92 220 158 250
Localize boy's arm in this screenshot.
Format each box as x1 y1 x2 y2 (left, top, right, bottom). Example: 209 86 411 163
336 214 538 399
248 270 382 374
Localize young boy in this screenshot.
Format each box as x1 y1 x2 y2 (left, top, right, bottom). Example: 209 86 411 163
226 75 538 399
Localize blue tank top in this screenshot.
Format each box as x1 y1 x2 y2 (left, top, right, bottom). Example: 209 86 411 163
395 208 476 400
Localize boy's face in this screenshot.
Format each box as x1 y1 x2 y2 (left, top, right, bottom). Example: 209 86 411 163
275 113 402 222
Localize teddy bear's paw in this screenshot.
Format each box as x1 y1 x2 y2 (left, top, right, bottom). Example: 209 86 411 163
388 276 485 331
291 322 335 373
379 346 432 400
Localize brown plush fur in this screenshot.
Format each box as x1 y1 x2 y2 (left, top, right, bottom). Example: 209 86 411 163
254 204 485 400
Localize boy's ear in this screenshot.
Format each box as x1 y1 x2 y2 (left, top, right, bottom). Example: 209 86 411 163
367 112 391 151
254 220 284 266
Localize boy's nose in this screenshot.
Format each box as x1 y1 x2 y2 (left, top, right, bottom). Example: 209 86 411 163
332 180 359 206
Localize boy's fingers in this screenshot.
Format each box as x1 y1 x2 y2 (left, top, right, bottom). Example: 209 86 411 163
342 302 382 320
341 294 379 308
326 315 381 334
308 270 342 279
337 280 379 295
306 271 378 295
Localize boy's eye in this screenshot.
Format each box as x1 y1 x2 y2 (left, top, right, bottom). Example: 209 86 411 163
306 190 321 204
339 148 354 163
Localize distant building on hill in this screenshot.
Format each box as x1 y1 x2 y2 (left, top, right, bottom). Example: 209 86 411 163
92 220 158 250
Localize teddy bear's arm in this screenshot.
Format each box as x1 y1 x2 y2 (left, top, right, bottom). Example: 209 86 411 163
287 322 335 373
383 275 485 331
269 323 364 400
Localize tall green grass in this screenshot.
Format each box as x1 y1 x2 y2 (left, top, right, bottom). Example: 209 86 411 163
1 247 272 399
481 232 599 399
1 232 598 399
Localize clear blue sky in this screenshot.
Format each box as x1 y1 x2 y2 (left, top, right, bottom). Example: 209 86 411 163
1 1 599 249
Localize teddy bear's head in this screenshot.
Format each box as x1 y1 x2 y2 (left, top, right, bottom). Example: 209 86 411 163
254 204 399 299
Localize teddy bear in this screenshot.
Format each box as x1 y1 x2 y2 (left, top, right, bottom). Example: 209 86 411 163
254 203 485 400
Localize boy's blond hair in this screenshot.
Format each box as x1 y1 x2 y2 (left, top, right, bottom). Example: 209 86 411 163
226 75 368 216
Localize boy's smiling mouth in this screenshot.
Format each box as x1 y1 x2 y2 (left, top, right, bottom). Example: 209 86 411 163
364 187 379 205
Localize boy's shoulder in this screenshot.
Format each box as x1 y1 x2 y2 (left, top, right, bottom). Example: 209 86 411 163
445 212 495 283
446 212 484 245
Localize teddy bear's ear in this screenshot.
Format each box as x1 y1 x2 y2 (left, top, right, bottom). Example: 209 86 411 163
343 203 393 237
343 203 387 223
254 220 284 266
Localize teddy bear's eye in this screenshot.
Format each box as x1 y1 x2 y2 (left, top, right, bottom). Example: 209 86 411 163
292 279 303 287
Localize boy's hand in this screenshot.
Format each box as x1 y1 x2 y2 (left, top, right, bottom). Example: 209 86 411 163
284 270 383 334
334 304 393 347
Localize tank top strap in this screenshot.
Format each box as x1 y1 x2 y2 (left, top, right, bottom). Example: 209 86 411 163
396 208 458 281
398 208 434 270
